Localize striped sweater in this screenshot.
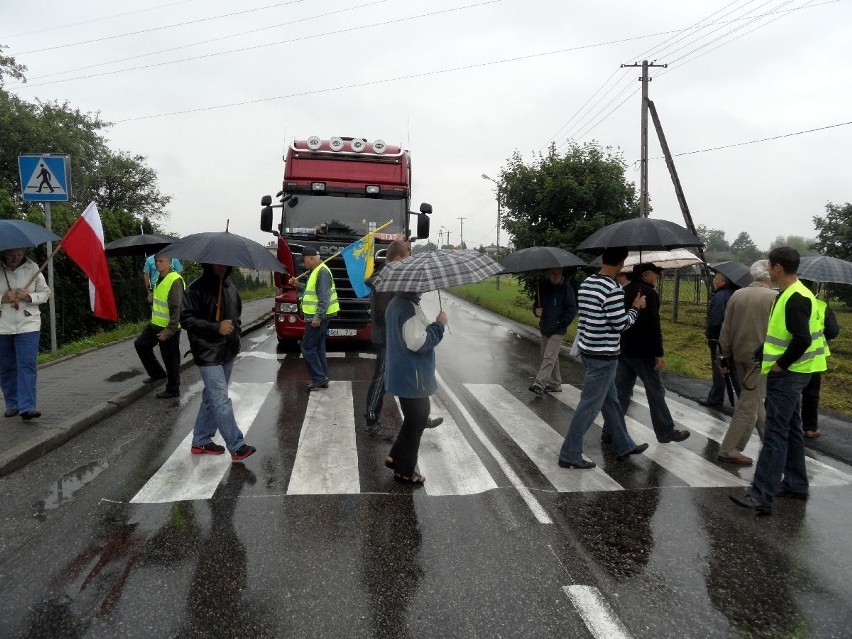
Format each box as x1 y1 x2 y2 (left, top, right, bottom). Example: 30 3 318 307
576 273 639 358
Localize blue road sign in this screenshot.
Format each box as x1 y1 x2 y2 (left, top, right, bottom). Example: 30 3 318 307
18 155 71 202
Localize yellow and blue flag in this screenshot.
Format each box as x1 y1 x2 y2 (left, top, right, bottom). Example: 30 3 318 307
342 232 375 298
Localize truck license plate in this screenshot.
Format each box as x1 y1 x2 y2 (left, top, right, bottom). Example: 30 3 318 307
328 328 357 337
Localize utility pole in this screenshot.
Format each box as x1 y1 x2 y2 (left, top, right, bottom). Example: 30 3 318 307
457 217 467 250
621 59 666 217
440 225 450 248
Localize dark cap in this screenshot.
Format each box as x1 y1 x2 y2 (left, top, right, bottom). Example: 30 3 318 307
633 262 662 275
302 247 319 257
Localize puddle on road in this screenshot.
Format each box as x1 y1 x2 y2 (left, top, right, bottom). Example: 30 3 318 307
34 460 110 519
106 370 141 382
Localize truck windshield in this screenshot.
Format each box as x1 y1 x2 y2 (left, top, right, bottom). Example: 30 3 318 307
284 195 406 236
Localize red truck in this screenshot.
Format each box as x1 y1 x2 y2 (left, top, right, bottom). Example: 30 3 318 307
260 136 432 345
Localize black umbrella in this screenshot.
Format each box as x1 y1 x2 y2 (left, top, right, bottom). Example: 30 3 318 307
157 231 286 273
0 219 61 252
576 217 703 252
104 233 178 256
709 261 752 288
797 255 852 285
501 246 586 273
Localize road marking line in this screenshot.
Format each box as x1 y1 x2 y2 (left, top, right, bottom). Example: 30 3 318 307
130 382 272 504
287 382 360 494
563 585 632 639
555 386 748 488
632 389 852 487
466 384 624 492
436 373 553 524
393 396 498 496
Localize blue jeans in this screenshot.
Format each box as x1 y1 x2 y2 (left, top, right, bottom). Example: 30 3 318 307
613 356 676 442
192 361 246 454
750 369 812 505
0 331 40 413
301 319 330 383
559 355 637 461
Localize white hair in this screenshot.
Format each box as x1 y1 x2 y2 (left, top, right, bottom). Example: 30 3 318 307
750 259 770 281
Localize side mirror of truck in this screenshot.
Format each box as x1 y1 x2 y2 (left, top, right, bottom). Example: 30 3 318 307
416 212 430 239
260 205 275 234
419 202 433 215
260 195 272 206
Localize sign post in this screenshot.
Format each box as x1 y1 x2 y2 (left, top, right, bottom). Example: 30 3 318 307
18 154 71 353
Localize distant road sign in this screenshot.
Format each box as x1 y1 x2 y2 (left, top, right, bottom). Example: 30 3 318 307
18 155 70 202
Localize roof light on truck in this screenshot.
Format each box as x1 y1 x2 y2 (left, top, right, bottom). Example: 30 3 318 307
372 139 386 154
351 138 366 153
329 137 344 152
307 136 321 150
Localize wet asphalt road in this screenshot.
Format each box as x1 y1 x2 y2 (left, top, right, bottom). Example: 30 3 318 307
1 294 851 638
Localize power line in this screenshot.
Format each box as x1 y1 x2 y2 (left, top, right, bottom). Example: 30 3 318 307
650 120 852 159
12 0 308 55
0 0 198 39
12 0 494 90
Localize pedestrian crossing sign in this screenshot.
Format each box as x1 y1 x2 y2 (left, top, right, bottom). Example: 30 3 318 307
18 154 71 202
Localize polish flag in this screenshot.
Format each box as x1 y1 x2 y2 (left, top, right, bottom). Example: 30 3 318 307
62 201 118 321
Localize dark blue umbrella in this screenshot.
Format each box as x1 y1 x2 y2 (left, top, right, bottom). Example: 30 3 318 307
157 231 286 273
0 219 61 252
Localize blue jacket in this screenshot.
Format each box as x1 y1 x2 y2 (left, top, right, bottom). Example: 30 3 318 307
384 293 445 398
706 285 737 341
533 276 577 337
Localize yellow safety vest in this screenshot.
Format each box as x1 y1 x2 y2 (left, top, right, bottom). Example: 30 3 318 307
302 262 339 317
151 271 184 328
761 280 827 373
814 298 831 358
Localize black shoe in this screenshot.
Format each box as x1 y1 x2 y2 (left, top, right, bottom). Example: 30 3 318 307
558 458 596 469
660 430 691 443
426 417 443 429
231 444 257 462
698 399 723 408
529 382 544 396
143 375 166 384
544 385 562 393
777 488 809 500
4 408 18 418
20 410 41 420
190 442 226 455
306 379 329 391
156 389 180 399
730 493 772 515
616 442 649 462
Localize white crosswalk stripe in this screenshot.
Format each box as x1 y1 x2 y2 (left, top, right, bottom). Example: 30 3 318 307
464 384 623 492
629 388 852 487
288 381 360 494
131 382 272 504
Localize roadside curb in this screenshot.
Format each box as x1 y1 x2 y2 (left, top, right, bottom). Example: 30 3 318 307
0 312 273 477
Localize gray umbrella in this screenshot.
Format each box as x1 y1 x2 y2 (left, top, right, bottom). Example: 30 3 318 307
157 231 286 273
709 261 752 288
501 246 586 273
0 219 61 252
577 217 703 252
104 233 178 256
373 249 502 293
797 255 852 285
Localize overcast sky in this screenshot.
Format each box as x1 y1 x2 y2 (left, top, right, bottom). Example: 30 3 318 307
2 0 850 251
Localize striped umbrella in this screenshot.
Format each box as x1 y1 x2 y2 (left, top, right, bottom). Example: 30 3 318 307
797 255 852 285
373 249 502 293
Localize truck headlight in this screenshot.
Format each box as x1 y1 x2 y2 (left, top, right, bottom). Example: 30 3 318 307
278 302 299 313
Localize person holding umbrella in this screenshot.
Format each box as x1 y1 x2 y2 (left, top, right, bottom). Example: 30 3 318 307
701 267 745 407
0 247 51 420
558 246 649 469
529 267 577 395
181 263 256 462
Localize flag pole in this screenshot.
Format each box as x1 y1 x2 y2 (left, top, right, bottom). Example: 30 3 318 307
291 220 395 282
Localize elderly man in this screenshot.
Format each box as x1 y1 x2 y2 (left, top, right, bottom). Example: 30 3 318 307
716 260 777 465
701 270 742 407
731 247 827 515
288 247 339 390
529 267 577 395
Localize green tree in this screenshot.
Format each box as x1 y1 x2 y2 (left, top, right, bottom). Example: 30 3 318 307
499 142 638 258
729 231 763 264
812 202 852 260
695 225 730 253
769 235 818 255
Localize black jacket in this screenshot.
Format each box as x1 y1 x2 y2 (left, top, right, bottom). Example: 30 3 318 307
621 279 664 358
181 265 242 366
367 274 395 346
533 277 577 337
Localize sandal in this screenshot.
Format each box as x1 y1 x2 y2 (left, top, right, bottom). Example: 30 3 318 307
393 472 426 485
384 456 395 470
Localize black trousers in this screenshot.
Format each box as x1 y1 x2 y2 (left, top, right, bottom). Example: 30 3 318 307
389 396 430 476
801 371 822 430
364 346 386 423
135 325 181 393
707 340 741 405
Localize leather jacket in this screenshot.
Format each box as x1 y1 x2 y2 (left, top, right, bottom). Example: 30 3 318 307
181 265 242 366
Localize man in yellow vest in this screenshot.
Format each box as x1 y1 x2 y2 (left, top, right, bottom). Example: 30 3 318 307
288 247 339 390
135 256 185 398
730 247 827 515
